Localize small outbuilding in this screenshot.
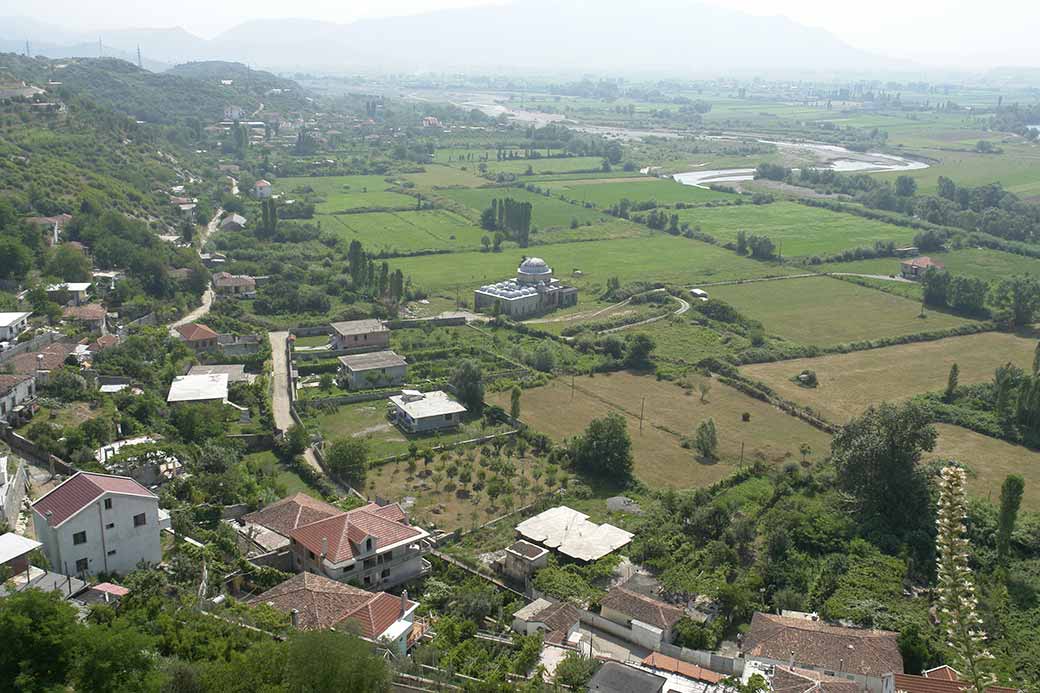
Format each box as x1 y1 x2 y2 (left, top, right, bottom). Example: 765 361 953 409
388 390 466 433
337 350 406 390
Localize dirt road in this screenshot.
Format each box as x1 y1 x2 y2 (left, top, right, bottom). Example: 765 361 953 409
268 331 326 477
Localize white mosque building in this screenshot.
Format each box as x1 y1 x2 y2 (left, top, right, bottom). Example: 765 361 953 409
474 257 578 318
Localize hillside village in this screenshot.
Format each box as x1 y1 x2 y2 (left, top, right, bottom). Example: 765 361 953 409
1 47 1040 693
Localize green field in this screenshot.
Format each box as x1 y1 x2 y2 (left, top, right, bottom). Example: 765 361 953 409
927 424 1040 511
438 186 608 228
542 177 733 207
388 235 795 294
743 331 1039 423
820 248 1040 284
439 150 607 176
676 202 917 258
319 209 486 253
709 276 974 346
402 165 489 189
277 175 415 211
873 143 1040 198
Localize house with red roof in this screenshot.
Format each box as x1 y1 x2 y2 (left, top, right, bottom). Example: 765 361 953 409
252 179 272 198
900 256 944 280
251 572 423 656
174 322 219 351
882 665 1022 693
288 501 432 590
32 472 166 577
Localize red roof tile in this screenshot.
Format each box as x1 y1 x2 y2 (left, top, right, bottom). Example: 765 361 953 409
743 612 902 679
175 323 219 342
250 572 413 638
12 341 77 374
893 670 1021 693
290 505 425 564
242 493 342 537
600 583 685 631
62 303 107 321
33 472 155 527
771 666 861 693
92 582 130 596
0 374 33 396
902 256 944 269
641 653 725 684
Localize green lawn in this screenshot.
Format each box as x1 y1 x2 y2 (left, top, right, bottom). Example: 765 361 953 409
542 177 733 207
709 275 975 346
276 175 415 212
676 202 917 258
318 209 487 253
438 187 608 228
389 235 794 295
309 400 512 460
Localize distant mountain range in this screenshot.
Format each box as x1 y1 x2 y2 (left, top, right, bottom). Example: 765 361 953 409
0 0 895 75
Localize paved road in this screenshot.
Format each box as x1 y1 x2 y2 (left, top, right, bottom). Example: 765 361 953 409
268 331 326 477
598 291 689 335
168 208 223 331
269 331 293 432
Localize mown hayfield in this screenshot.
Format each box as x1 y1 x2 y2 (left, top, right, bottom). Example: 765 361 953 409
490 372 831 488
819 248 1040 284
277 175 415 211
709 276 974 346
441 152 607 176
439 186 607 228
543 177 732 207
389 236 795 294
926 424 1040 511
402 165 489 188
319 210 486 253
742 331 1040 423
872 144 1040 197
676 201 916 258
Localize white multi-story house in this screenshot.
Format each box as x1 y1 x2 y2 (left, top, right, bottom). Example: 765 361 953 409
32 472 165 577
0 312 31 341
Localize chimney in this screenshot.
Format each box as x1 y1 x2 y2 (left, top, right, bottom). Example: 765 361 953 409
321 536 328 559
290 608 299 628
839 658 844 673
789 651 795 668
36 353 44 375
400 590 408 617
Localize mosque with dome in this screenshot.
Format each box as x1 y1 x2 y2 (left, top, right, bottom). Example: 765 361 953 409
473 257 578 318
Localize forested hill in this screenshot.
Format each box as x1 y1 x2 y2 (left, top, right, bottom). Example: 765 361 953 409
0 54 309 125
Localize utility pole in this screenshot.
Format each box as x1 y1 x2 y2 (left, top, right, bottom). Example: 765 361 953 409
639 397 645 434
571 374 575 401
739 441 745 470
137 45 142 69
98 37 103 58
25 40 30 57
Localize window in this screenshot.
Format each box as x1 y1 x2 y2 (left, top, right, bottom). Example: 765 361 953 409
365 538 373 552
444 414 453 421
380 568 390 578
363 576 371 586
107 549 116 556
308 550 315 560
105 522 114 529
73 531 87 545
75 558 88 573
343 564 355 573
384 550 393 561
103 498 112 510
133 513 146 527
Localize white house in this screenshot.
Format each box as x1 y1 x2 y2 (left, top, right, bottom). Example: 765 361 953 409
32 472 165 577
167 373 229 405
0 312 31 341
387 390 466 434
46 282 92 306
0 374 36 426
252 179 272 199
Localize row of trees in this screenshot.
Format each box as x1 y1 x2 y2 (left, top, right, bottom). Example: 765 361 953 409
480 198 533 247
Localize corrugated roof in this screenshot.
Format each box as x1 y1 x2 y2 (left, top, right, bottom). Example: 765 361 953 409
32 472 155 527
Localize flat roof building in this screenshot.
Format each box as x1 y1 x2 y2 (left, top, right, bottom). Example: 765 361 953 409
0 312 32 341
329 319 390 353
388 390 466 434
515 505 633 562
166 373 229 404
338 350 407 390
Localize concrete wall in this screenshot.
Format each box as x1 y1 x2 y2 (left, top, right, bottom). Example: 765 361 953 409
34 492 162 577
1 460 27 527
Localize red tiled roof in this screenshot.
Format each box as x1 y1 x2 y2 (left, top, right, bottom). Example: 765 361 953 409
902 256 944 269
242 493 342 537
771 666 861 693
600 583 685 631
88 335 119 352
892 670 1021 693
641 653 725 684
212 272 255 288
0 374 32 396
175 323 219 342
11 341 76 373
92 582 130 596
290 504 424 564
33 472 155 527
370 503 408 522
529 600 580 637
743 613 902 679
250 572 413 638
63 303 106 321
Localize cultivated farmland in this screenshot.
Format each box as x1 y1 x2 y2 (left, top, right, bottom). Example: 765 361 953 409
389 235 795 294
677 201 917 257
543 177 733 207
926 424 1040 511
819 248 1040 284
491 372 831 488
709 275 974 346
742 331 1039 422
277 175 415 211
319 209 486 253
439 186 608 227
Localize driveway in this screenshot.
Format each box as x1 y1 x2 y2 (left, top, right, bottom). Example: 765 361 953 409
268 331 326 478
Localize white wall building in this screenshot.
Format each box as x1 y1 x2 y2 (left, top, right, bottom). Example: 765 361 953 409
0 312 31 341
387 390 466 433
167 373 229 404
32 472 164 577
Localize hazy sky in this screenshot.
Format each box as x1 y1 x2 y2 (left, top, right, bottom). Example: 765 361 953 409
1 0 1037 67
